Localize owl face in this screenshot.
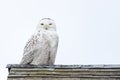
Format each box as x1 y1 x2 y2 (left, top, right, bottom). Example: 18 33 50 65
38 18 56 31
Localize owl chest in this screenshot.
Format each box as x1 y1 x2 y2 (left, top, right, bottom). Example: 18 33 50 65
38 32 58 47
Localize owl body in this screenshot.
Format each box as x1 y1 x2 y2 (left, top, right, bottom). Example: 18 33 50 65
20 18 59 65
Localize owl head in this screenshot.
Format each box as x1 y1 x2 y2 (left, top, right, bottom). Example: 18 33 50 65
37 18 56 31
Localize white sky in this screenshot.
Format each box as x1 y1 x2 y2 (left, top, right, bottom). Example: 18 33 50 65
1 0 120 79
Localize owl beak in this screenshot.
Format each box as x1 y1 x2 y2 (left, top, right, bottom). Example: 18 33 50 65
45 27 48 30
44 25 49 30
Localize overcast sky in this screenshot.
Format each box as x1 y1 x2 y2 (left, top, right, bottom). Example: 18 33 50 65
1 0 120 79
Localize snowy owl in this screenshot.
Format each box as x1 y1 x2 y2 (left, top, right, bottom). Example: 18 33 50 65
20 18 59 65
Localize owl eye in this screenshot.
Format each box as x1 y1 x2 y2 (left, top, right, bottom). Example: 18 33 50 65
49 23 52 25
41 23 44 25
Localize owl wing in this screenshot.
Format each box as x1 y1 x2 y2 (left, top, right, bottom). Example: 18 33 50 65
20 33 40 64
